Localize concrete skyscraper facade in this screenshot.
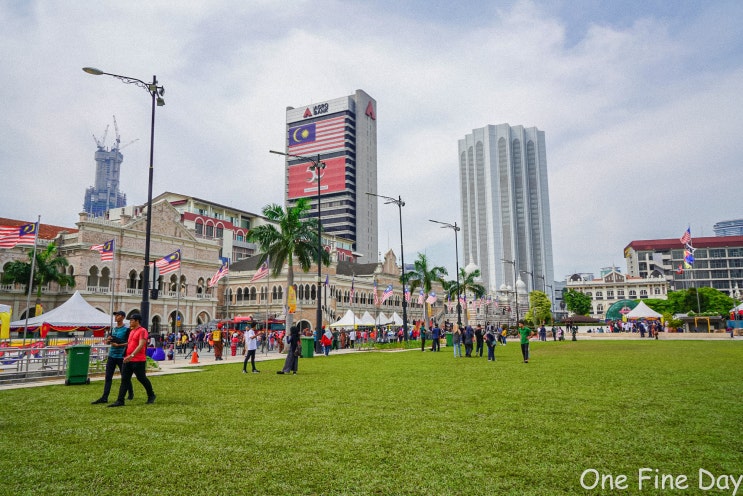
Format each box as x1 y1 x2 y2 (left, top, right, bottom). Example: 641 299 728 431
284 90 378 261
458 123 554 295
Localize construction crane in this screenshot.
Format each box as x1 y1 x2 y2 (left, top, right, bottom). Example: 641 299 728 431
92 124 109 149
119 138 139 151
112 115 121 149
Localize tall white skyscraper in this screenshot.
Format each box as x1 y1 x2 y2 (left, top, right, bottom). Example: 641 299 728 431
458 123 554 294
284 90 378 261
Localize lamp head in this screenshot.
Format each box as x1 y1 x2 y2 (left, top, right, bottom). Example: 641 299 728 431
156 96 165 107
82 67 104 75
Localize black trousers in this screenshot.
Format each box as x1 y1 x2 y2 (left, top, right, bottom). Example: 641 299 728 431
475 341 484 357
243 349 257 371
116 361 154 402
101 356 133 401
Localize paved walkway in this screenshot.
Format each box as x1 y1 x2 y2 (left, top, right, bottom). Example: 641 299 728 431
0 346 370 390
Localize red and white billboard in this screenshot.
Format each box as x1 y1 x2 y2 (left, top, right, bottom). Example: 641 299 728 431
287 156 347 200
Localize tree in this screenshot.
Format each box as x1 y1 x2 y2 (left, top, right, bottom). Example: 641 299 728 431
401 253 447 327
563 289 592 316
442 267 486 325
525 291 552 326
664 288 734 315
2 243 75 307
246 198 329 331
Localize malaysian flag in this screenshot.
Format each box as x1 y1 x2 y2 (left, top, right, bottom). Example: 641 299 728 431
155 250 181 275
404 286 411 303
426 292 437 305
459 294 466 306
0 222 37 248
287 116 346 155
90 239 115 262
373 281 379 306
349 276 355 302
250 261 269 282
417 290 425 305
208 258 229 288
680 227 691 245
381 284 393 304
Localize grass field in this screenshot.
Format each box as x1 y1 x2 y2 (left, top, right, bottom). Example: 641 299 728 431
1 340 742 495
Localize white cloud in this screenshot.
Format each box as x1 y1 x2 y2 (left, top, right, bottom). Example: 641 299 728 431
1 0 740 280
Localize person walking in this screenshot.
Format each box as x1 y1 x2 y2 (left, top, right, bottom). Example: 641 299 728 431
91 311 133 404
431 323 441 352
321 327 332 356
242 327 260 374
485 326 496 361
277 326 300 374
474 324 484 357
213 325 224 361
518 321 535 364
419 325 427 352
452 324 462 358
463 325 474 357
108 314 156 407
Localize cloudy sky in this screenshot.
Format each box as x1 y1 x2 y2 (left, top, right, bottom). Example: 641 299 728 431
1 0 741 283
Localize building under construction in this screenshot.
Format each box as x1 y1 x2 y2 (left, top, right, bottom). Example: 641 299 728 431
83 117 134 217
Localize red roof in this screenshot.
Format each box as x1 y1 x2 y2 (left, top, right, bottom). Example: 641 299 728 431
625 235 743 252
0 218 77 240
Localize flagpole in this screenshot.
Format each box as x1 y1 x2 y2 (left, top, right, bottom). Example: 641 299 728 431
176 252 182 359
265 255 269 357
109 239 116 339
22 216 41 348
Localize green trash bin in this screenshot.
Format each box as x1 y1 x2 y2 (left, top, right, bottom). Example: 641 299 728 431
65 345 91 385
445 332 453 347
300 336 314 358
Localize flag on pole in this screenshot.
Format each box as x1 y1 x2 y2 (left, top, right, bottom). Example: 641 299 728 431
676 264 684 274
404 286 411 303
251 261 269 282
680 227 691 245
0 222 37 248
349 276 355 302
459 294 466 306
684 250 695 266
90 239 115 262
426 292 437 304
381 284 393 304
373 280 379 306
417 290 425 305
324 274 329 286
208 259 229 288
155 250 181 275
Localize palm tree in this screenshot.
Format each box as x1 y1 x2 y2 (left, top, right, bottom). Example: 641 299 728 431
401 253 447 327
247 198 329 331
1 242 75 313
443 267 486 326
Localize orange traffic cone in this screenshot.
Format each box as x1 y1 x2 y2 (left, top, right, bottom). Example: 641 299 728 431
190 347 199 364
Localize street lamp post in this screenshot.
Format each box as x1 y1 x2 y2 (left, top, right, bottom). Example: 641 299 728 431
270 150 325 336
83 67 164 330
429 219 462 328
501 258 519 325
367 192 408 340
521 269 535 293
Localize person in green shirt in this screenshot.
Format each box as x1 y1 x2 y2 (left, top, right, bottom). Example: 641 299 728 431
518 322 535 363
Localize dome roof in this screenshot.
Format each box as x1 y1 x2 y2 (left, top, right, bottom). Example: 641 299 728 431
464 262 479 275
499 283 509 291
516 277 527 293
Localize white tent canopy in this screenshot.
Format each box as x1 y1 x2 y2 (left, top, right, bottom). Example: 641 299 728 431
10 290 113 329
390 312 403 326
375 312 391 326
626 301 662 320
328 309 359 328
359 311 376 326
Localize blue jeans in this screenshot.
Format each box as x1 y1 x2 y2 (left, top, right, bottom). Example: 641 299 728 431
487 344 495 361
453 342 462 357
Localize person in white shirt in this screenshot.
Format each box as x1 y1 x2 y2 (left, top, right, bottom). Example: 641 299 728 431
349 329 357 348
242 327 260 374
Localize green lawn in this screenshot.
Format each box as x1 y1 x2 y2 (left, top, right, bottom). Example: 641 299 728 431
1 340 742 495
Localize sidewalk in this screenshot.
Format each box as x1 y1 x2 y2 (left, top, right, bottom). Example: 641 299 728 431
0 345 366 390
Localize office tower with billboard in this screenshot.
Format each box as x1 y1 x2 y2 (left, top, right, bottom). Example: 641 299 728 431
284 90 378 261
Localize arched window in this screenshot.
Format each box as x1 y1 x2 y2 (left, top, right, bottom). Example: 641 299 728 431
237 288 243 301
100 267 111 291
250 287 257 301
195 220 204 236
87 266 99 289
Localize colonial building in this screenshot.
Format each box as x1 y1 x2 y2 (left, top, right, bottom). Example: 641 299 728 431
566 268 668 320
1 200 222 334
219 250 447 332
